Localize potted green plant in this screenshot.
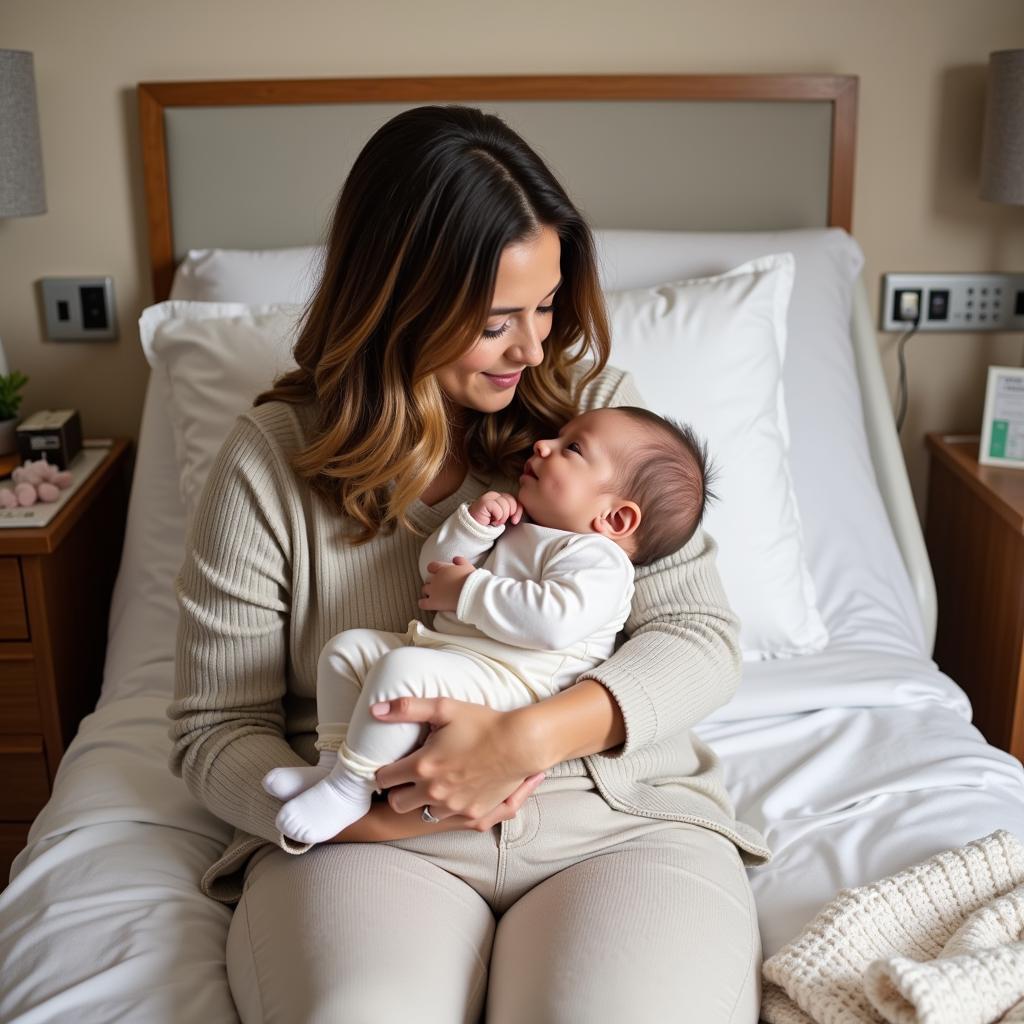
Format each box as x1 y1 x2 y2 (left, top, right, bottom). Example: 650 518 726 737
0 371 29 456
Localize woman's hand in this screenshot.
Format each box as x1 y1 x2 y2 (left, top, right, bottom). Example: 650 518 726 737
371 696 548 831
330 799 473 843
330 787 538 843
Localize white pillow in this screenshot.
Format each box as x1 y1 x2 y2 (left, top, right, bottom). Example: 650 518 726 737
594 229 924 658
170 247 324 306
605 253 827 660
139 302 302 520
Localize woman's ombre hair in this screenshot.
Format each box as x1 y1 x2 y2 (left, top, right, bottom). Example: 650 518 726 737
254 105 611 542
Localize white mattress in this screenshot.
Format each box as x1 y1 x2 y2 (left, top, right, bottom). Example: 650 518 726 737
3 312 1024 1022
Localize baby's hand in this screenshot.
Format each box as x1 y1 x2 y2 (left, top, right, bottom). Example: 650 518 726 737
419 557 476 612
469 491 523 527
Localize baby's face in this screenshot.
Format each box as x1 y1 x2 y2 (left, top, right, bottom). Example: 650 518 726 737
517 408 638 534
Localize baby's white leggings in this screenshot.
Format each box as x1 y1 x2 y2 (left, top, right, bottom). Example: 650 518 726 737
317 625 540 778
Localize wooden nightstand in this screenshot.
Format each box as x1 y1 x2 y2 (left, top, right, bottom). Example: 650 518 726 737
925 433 1024 763
0 439 132 882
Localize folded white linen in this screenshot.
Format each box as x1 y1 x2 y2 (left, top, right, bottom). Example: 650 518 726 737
761 830 1024 1024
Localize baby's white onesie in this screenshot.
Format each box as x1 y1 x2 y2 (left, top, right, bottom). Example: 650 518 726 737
266 502 634 844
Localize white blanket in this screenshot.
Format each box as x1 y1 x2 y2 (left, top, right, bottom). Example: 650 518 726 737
762 831 1024 1024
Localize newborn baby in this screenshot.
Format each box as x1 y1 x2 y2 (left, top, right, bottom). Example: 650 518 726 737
263 405 715 844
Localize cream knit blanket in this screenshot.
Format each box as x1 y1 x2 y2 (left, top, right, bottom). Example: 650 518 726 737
761 830 1024 1024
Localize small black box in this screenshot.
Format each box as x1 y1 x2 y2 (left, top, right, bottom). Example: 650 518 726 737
16 409 83 470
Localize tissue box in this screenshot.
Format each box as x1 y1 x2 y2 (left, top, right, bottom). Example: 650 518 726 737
16 409 83 470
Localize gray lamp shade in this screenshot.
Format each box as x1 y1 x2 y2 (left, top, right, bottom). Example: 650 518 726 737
980 49 1024 206
0 49 46 217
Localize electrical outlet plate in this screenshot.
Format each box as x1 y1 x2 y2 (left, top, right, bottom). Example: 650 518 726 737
881 273 1024 333
39 277 117 341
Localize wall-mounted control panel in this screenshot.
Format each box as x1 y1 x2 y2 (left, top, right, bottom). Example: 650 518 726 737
39 277 117 341
880 273 1024 333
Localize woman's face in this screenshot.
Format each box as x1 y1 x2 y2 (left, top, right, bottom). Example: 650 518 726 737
435 224 562 415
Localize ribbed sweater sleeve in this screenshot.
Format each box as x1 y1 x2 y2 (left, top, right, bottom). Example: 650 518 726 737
168 415 311 854
577 367 742 757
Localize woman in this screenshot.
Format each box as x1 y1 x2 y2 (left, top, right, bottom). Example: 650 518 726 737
169 104 770 1023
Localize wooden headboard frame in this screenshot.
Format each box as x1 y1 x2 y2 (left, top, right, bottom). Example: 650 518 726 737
137 73 857 302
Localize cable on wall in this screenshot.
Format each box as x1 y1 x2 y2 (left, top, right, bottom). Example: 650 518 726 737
894 316 921 435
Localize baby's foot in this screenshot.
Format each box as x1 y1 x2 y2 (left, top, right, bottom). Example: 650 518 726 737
262 765 331 801
275 770 375 845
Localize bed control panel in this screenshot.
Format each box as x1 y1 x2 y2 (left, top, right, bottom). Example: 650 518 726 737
880 273 1024 333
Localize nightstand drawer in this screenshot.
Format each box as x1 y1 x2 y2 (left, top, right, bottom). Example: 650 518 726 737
0 660 40 732
0 558 27 640
0 736 50 820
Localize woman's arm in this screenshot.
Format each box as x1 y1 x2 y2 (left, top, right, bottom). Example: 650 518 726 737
173 421 546 849
373 525 738 822
332 800 458 842
169 416 316 854
366 679 622 827
566 530 741 758
512 678 626 765
369 526 738 814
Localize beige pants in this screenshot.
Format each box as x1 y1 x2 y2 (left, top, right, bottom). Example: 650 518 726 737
226 776 762 1023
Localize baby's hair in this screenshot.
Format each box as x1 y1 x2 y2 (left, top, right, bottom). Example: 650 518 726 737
611 407 718 566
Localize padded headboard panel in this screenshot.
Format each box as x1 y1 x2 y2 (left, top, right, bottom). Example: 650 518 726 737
138 75 857 300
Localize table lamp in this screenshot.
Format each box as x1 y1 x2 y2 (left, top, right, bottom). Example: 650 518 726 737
980 49 1024 206
0 49 46 440
0 49 46 222
978 49 1024 465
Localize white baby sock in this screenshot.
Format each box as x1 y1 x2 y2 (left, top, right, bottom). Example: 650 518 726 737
262 749 338 801
274 761 375 845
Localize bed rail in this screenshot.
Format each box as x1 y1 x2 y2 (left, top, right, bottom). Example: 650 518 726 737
851 277 937 652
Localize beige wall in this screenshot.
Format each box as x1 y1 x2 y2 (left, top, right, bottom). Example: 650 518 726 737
2 0 1023 518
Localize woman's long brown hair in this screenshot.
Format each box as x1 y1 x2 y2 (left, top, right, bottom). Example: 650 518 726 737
255 105 611 543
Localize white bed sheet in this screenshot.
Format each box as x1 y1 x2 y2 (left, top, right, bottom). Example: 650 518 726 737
700 654 1024 958
3 651 1024 1021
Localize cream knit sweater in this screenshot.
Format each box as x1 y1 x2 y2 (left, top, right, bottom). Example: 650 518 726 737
168 365 770 903
762 830 1024 1024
